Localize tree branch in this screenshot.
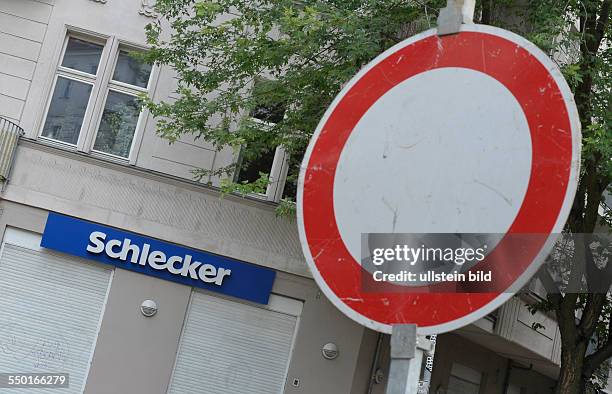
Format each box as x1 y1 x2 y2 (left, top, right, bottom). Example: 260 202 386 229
480 0 492 24
537 264 563 308
595 0 611 48
578 293 607 339
585 310 612 377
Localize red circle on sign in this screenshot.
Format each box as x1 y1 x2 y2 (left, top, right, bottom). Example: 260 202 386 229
298 25 579 334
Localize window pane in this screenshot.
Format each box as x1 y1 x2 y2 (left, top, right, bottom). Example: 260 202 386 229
250 103 285 124
250 78 286 123
93 91 141 158
112 50 152 88
447 376 480 394
237 148 275 184
61 37 104 75
42 77 92 145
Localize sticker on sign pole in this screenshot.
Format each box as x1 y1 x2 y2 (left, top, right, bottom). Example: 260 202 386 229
297 24 580 335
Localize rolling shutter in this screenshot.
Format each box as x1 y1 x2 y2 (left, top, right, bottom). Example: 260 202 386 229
0 228 112 393
447 363 483 394
167 291 301 394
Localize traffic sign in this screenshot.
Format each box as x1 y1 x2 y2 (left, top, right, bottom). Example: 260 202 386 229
297 24 581 335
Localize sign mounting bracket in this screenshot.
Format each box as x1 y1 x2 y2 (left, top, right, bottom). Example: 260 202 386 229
385 324 432 394
437 0 476 36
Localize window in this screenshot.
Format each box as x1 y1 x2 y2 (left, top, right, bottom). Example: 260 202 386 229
0 228 112 394
41 34 153 160
167 292 301 394
235 78 290 202
447 363 483 394
42 77 93 145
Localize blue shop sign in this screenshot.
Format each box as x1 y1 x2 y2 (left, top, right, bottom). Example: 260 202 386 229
41 213 275 304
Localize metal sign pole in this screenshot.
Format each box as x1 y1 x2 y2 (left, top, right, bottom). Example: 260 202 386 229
385 325 432 394
384 5 478 394
383 3 477 393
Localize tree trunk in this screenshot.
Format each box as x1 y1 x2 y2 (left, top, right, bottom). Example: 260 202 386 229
555 342 588 394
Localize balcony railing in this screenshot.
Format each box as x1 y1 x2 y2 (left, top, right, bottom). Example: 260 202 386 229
0 117 23 184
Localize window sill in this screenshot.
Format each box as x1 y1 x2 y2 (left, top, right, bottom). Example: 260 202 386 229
37 136 79 152
89 150 130 165
37 138 131 165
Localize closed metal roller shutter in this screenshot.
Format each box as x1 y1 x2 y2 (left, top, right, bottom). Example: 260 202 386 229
0 229 112 393
167 291 301 394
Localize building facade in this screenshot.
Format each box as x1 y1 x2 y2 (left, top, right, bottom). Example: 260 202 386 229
0 0 581 393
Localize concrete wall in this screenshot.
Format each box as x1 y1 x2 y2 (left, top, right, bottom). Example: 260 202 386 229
135 65 237 183
0 0 53 123
495 296 562 365
83 269 191 394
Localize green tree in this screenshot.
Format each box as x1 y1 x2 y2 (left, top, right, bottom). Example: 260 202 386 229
142 1 611 392
142 0 443 198
519 1 611 393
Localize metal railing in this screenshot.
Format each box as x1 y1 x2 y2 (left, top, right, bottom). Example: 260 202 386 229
0 117 23 184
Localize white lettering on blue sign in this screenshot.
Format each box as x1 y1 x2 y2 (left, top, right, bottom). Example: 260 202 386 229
86 231 232 285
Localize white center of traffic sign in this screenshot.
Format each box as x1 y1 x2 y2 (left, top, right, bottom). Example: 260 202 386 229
334 67 532 264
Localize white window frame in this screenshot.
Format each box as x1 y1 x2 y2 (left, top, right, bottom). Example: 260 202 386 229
39 31 110 151
235 117 290 203
39 29 155 163
88 41 152 161
267 145 290 201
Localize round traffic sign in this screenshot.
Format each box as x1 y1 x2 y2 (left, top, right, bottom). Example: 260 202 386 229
297 24 580 334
